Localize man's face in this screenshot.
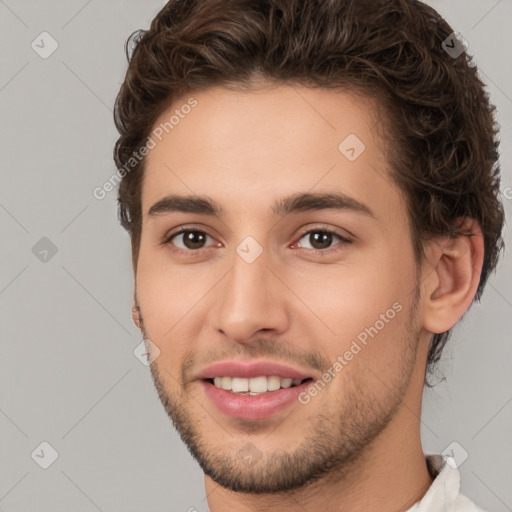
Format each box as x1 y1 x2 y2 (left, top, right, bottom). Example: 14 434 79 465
135 84 428 493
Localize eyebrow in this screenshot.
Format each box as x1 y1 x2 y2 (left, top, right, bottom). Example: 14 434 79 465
147 191 375 219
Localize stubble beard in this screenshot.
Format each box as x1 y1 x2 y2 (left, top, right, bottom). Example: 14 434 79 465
140 288 422 494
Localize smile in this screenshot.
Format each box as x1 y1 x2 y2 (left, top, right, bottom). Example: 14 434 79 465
208 375 310 394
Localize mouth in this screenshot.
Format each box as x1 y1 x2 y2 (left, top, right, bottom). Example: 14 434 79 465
200 375 315 421
204 375 313 395
196 359 317 420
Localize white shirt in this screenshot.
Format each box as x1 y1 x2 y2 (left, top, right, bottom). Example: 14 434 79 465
406 454 487 511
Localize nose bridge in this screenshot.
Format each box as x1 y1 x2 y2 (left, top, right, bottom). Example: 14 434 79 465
213 241 288 342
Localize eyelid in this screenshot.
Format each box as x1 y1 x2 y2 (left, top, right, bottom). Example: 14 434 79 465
293 224 353 254
162 225 218 249
295 224 353 241
162 223 353 255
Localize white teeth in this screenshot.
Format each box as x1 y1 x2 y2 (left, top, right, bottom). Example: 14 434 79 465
280 378 292 389
211 375 305 393
231 377 249 392
267 376 281 391
221 376 232 391
249 376 268 393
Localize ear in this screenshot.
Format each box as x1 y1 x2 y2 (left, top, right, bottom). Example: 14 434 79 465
132 298 141 329
420 218 484 334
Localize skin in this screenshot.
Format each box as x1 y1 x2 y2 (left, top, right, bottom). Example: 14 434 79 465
132 83 483 512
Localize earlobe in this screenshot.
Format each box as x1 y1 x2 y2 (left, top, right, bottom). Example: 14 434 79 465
421 219 484 334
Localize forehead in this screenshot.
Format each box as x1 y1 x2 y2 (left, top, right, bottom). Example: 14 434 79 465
142 83 404 222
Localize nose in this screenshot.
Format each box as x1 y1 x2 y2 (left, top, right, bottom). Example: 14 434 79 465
212 247 290 344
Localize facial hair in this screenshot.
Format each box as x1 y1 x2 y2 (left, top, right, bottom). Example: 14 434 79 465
138 286 422 494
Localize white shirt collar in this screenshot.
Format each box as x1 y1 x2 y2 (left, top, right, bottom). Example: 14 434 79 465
405 454 486 512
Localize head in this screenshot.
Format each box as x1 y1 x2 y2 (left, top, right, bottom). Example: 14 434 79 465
114 0 504 495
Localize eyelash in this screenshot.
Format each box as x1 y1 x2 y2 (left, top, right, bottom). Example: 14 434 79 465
162 225 352 257
294 226 352 255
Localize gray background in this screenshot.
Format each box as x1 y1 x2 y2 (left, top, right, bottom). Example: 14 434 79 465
0 1 511 511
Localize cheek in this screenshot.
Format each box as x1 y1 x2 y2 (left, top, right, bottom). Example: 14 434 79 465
296 257 406 321
288 250 416 364
135 252 207 347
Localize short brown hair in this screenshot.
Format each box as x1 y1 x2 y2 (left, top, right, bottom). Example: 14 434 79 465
113 0 504 383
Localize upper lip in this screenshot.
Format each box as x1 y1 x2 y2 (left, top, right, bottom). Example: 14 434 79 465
196 359 314 380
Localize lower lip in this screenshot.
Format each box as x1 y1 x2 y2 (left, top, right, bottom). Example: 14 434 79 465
201 380 311 421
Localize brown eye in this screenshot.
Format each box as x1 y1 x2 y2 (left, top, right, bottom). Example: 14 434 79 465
168 229 212 250
295 228 351 254
307 231 334 250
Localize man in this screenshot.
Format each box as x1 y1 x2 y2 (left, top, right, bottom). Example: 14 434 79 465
113 0 504 510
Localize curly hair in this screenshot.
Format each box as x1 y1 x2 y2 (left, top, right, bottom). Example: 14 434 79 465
113 0 504 384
